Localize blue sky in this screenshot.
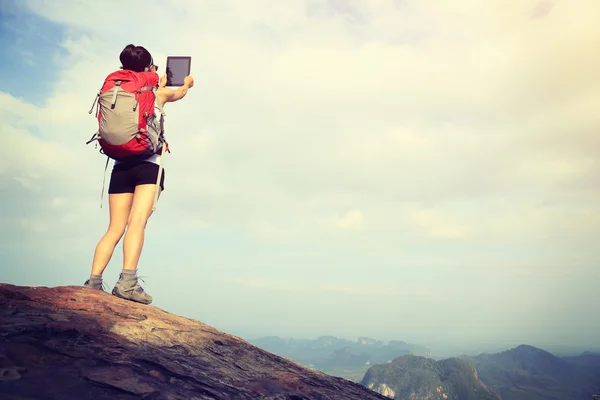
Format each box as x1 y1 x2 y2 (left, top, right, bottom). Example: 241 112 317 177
0 0 599 351
0 1 67 105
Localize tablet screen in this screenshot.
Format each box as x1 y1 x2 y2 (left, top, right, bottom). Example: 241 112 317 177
165 56 191 87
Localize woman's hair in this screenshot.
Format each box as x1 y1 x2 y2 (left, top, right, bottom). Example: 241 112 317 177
119 44 152 72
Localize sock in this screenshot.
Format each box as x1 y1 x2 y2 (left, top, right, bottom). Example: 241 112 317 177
119 269 138 287
89 273 102 284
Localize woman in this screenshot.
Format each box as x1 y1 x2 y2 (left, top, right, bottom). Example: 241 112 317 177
84 44 194 305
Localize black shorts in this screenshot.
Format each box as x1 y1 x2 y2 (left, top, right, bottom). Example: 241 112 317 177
108 161 165 194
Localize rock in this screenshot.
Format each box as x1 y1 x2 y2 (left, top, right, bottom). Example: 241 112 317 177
0 367 26 382
0 283 389 400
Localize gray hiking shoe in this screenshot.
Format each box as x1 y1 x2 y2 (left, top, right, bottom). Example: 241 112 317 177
112 274 153 305
84 279 106 291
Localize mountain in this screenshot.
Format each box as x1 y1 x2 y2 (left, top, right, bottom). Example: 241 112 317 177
358 345 600 400
250 335 356 366
469 344 600 400
249 335 430 381
0 283 390 400
563 351 600 370
360 354 500 400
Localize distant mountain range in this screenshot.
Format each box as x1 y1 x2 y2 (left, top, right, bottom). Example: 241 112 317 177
467 345 600 400
249 336 600 399
248 335 430 381
362 345 600 400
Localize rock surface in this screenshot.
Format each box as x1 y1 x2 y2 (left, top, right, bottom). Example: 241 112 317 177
0 283 389 400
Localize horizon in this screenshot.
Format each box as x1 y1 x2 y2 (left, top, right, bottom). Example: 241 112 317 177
232 328 600 355
1 0 598 350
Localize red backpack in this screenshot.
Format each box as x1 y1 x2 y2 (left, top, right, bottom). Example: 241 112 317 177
87 69 169 161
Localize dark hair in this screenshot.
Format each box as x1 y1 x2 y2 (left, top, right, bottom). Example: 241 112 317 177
119 44 152 72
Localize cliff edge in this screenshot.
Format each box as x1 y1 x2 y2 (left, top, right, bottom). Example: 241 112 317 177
0 283 389 400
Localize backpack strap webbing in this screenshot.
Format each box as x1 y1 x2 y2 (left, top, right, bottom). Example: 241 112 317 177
152 142 165 212
152 87 166 118
133 86 156 111
100 156 110 208
152 89 167 212
110 81 122 109
88 80 106 118
86 131 99 145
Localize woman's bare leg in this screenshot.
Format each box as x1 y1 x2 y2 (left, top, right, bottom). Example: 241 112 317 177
122 184 160 271
88 193 134 282
112 184 160 305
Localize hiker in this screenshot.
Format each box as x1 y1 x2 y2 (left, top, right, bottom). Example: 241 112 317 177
84 44 194 304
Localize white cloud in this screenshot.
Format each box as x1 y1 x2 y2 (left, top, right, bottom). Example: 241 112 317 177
410 208 471 239
321 209 363 231
19 218 49 233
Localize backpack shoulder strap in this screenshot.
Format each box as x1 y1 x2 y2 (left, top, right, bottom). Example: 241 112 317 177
152 87 166 118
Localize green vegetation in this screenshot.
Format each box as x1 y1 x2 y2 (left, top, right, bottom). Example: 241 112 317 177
361 355 500 400
469 345 600 400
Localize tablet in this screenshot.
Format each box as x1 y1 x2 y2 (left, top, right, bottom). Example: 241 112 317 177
165 56 192 87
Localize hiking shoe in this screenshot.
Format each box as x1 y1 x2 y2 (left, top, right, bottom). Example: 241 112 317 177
112 274 152 305
84 279 106 291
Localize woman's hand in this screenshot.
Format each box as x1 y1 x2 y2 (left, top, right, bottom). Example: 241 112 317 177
184 75 194 88
159 74 168 88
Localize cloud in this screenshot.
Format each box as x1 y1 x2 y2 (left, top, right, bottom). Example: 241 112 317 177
320 209 364 231
531 0 556 19
19 218 49 234
1 0 599 345
233 277 440 299
410 208 471 239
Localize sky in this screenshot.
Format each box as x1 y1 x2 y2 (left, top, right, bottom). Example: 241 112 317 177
0 0 598 350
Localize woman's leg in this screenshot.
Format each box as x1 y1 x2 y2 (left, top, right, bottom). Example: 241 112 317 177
123 183 160 271
91 193 135 274
86 192 134 289
112 183 161 304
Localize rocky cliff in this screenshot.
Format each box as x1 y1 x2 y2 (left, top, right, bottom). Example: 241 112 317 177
0 283 389 400
360 355 500 400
